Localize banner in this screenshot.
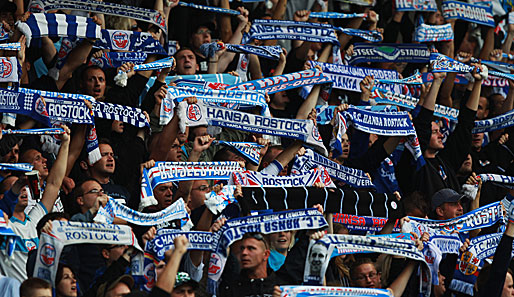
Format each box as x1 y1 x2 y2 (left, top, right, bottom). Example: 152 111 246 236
94 29 166 55
89 52 148 69
280 286 393 297
395 0 437 11
442 1 495 27
28 0 166 33
347 43 430 65
333 213 400 233
229 167 336 188
414 17 454 42
214 140 263 165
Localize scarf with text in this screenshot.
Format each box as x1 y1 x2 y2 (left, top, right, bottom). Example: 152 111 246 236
29 0 166 33
414 16 454 42
280 286 393 297
304 234 431 296
331 106 424 167
309 61 404 94
2 128 64 136
395 0 437 11
34 220 141 286
442 1 495 27
309 12 367 19
477 173 514 189
374 70 424 85
230 167 336 188
178 2 240 15
0 57 20 84
371 87 460 121
208 208 328 294
408 201 505 233
94 29 166 54
95 197 191 230
0 43 21 51
89 52 148 69
114 57 174 87
214 140 263 165
16 13 101 47
292 148 374 188
175 101 328 155
333 213 400 233
200 42 282 60
0 163 33 172
347 43 430 65
315 105 398 125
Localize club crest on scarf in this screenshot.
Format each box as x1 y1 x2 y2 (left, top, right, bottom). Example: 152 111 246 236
187 104 202 122
112 31 130 50
0 59 13 78
35 97 49 117
40 243 56 266
458 251 479 276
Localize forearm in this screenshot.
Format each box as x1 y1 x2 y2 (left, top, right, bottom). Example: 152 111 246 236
149 114 179 161
66 125 86 176
466 80 482 111
248 54 263 80
438 72 456 107
156 251 185 293
296 85 321 120
275 140 302 168
219 0 233 42
389 260 417 297
503 32 514 54
42 139 70 210
423 78 443 111
479 27 495 60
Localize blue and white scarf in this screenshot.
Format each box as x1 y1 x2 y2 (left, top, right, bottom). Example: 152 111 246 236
214 140 263 165
0 23 8 41
331 106 424 167
442 1 495 27
0 57 20 83
478 173 514 189
375 70 424 85
309 12 367 19
0 163 33 172
472 108 514 133
333 213 400 233
16 13 101 47
2 128 64 135
395 0 437 11
304 234 431 296
226 67 332 95
205 185 237 215
160 86 268 124
94 29 166 54
208 208 328 294
95 197 192 229
292 148 374 188
347 43 430 65
114 57 174 87
408 201 505 233
309 61 403 94
178 2 240 15
175 101 328 155
371 87 460 121
280 286 393 297
89 52 148 69
29 0 167 34
200 42 282 60
34 220 141 286
230 167 336 188
315 105 398 125
0 43 21 51
414 16 454 42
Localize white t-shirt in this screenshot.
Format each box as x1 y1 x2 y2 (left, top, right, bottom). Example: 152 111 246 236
0 203 48 282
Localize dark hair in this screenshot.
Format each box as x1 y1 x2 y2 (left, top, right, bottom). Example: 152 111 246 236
174 47 196 59
36 212 70 237
20 278 51 297
403 191 429 218
242 232 270 250
56 263 75 286
72 177 102 200
81 65 105 83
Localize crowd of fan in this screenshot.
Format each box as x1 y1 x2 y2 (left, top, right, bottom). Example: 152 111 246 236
1 0 514 297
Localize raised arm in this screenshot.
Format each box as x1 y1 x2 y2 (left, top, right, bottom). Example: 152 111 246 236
41 126 70 211
155 236 189 294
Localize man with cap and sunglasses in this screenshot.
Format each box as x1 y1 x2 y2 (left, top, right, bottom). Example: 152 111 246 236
431 188 467 220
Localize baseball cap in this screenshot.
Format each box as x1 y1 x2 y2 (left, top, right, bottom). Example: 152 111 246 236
431 188 466 211
97 275 134 297
174 272 198 290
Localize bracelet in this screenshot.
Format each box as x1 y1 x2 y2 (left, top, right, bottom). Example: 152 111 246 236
209 60 218 63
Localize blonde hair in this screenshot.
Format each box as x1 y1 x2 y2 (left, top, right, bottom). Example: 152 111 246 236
105 15 133 31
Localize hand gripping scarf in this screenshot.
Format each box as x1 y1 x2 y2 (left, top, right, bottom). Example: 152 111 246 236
303 234 432 296
28 0 167 34
442 1 495 27
414 16 454 42
16 13 101 47
280 286 393 297
34 220 142 286
238 187 402 219
94 197 191 231
292 148 374 189
94 29 166 54
174 101 328 156
208 208 328 294
214 140 263 165
200 42 282 60
229 167 336 188
89 52 148 69
331 106 425 168
395 0 437 11
347 43 430 65
114 57 175 87
408 201 505 234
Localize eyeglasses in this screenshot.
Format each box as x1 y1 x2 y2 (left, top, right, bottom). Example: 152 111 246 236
84 188 105 195
353 272 378 282
243 232 268 249
192 185 211 192
195 29 211 35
